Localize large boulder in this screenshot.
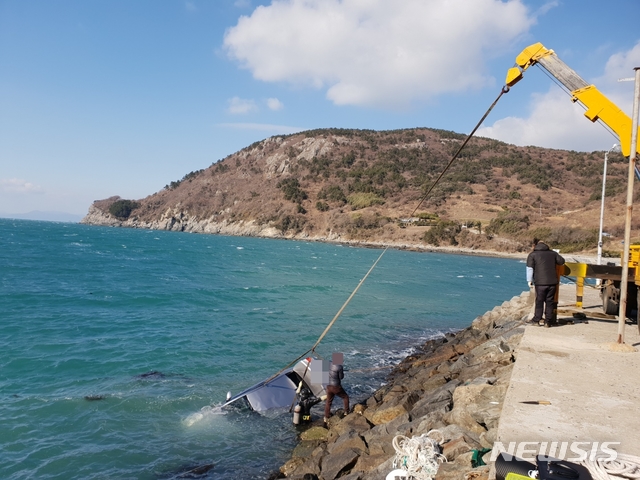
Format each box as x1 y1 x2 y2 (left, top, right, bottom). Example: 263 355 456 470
442 435 475 461
327 430 368 456
287 443 326 478
444 383 507 434
362 432 397 456
365 391 420 425
320 448 360 480
410 379 459 418
327 413 371 441
435 451 475 480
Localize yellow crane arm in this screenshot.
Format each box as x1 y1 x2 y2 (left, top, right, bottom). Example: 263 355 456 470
506 42 637 157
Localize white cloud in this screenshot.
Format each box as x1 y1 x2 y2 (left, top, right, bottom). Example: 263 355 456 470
216 122 302 134
234 0 251 8
0 178 44 194
223 0 535 108
478 41 640 152
227 96 258 114
266 97 284 111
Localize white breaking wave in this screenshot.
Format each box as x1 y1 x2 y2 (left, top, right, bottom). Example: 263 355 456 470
183 404 225 427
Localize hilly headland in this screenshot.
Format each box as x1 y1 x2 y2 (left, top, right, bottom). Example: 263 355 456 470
81 127 639 257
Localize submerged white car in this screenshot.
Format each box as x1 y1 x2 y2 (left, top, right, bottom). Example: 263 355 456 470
222 357 326 412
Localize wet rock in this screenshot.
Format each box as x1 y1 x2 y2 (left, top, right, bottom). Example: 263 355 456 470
280 457 304 476
300 426 329 441
288 444 326 478
135 370 165 379
173 463 215 478
293 440 323 458
84 395 106 401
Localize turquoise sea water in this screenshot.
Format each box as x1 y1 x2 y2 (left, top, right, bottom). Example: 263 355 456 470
0 219 525 479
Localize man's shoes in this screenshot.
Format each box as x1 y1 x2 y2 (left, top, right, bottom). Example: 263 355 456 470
544 321 550 328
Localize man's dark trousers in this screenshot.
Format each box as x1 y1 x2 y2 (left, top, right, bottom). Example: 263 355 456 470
534 284 557 323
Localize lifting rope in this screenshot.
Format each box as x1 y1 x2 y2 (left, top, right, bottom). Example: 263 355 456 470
264 85 511 390
263 246 389 388
309 246 388 353
411 86 510 217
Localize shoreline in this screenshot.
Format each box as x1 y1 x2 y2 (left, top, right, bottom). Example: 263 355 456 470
80 207 610 264
80 212 536 261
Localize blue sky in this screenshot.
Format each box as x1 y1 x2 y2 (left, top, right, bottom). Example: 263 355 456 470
1 0 640 219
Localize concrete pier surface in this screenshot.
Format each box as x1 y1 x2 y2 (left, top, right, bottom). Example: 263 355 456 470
496 283 640 458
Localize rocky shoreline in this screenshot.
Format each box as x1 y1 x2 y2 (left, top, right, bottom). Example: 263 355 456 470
273 291 534 480
81 204 533 261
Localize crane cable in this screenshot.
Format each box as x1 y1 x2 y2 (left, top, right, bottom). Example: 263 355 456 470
282 245 389 412
261 246 389 390
309 246 388 353
411 85 510 217
262 86 511 392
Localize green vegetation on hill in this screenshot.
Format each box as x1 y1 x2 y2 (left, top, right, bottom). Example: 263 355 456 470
108 200 139 220
93 127 630 254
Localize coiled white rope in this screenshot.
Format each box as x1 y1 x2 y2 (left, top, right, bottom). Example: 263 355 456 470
390 430 447 480
582 453 640 480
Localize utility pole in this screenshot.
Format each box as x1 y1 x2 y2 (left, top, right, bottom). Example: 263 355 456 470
617 67 640 344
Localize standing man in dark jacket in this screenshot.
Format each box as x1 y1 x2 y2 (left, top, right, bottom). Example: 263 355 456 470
526 239 565 327
324 352 349 423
